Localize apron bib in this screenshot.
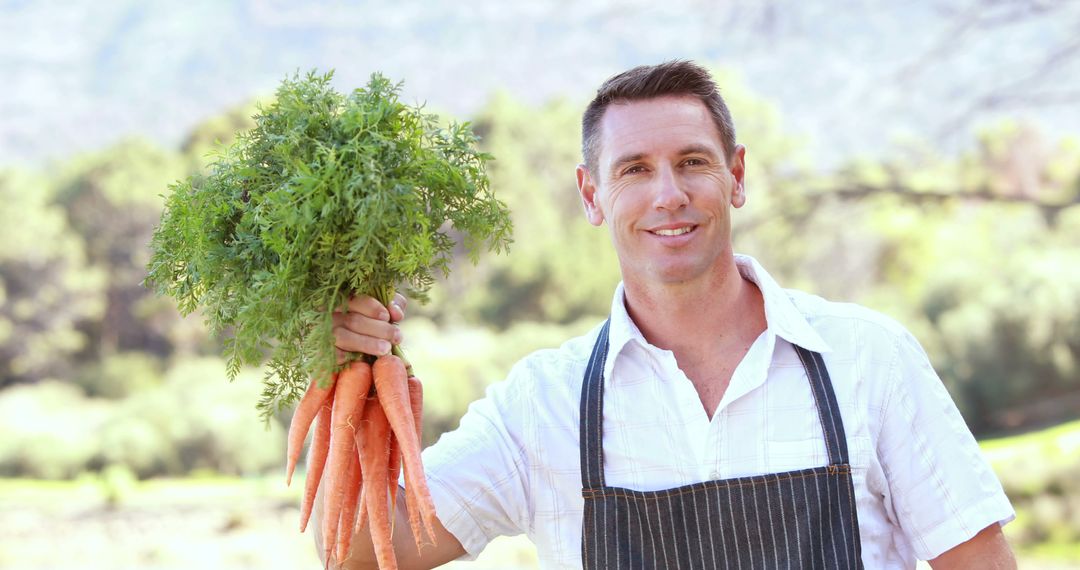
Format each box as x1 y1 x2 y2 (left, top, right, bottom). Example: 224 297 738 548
579 320 864 569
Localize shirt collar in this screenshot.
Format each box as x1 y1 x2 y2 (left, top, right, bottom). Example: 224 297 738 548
604 254 832 381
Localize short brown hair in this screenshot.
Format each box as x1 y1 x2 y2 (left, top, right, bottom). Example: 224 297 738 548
581 60 736 175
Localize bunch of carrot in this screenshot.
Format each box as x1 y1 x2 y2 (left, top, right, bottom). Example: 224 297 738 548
285 353 437 569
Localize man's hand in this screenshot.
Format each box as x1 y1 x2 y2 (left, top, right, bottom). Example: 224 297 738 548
929 523 1016 569
332 293 408 362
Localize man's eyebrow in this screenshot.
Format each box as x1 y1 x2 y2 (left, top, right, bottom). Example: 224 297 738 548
678 144 720 157
609 152 646 175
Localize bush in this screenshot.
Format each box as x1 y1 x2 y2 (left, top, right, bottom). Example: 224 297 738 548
0 382 110 479
0 358 286 479
154 357 285 476
74 352 164 399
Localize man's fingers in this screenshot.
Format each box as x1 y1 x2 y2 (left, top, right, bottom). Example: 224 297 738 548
333 326 393 357
389 294 407 323
332 311 399 341
346 295 390 321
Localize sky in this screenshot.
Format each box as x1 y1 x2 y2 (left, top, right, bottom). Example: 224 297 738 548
3 0 1078 168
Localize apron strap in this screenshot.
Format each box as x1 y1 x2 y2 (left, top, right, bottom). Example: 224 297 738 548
792 345 850 466
579 319 611 490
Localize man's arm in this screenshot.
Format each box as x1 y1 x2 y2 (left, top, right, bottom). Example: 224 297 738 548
312 478 466 570
928 523 1016 569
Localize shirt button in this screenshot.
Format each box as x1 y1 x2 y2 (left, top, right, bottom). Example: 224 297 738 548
710 470 721 479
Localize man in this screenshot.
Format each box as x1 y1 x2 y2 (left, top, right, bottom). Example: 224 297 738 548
321 61 1016 569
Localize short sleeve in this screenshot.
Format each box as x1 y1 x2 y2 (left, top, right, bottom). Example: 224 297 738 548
876 330 1015 560
420 370 531 561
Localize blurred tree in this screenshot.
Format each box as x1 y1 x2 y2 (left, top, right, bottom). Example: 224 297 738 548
73 351 163 399
0 169 104 387
179 99 260 171
461 92 619 327
919 208 1080 432
54 138 189 359
799 124 1080 433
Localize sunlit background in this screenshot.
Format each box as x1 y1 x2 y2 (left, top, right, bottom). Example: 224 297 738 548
2 1 1079 568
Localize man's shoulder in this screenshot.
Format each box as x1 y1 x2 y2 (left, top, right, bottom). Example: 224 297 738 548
784 288 916 347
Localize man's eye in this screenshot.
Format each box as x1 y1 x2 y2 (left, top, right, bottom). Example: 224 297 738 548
623 165 646 175
684 158 706 166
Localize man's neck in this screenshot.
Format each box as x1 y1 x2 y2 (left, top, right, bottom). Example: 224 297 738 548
622 257 766 360
622 256 768 417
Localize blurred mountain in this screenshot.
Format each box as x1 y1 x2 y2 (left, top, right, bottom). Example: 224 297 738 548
2 0 1079 167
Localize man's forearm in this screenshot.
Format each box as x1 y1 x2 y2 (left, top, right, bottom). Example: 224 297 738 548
928 523 1016 570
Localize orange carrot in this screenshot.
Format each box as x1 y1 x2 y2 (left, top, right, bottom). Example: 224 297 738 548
388 432 402 517
407 375 423 447
286 371 337 486
356 475 368 532
402 375 425 547
360 396 396 570
336 445 363 562
373 355 438 544
322 360 372 567
300 388 335 533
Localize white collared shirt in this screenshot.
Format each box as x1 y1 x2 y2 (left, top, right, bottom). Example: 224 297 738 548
422 254 1014 569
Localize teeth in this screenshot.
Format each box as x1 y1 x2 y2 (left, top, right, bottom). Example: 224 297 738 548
654 227 693 236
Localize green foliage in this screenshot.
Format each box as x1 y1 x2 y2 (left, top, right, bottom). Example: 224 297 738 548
732 117 1080 434
437 93 621 326
0 357 285 479
145 71 512 419
983 420 1080 559
400 316 597 441
180 100 261 172
74 351 164 399
120 358 284 477
0 382 110 479
925 242 1080 430
0 170 105 385
54 138 188 358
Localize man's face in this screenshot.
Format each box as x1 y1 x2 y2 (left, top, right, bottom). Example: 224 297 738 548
576 95 746 287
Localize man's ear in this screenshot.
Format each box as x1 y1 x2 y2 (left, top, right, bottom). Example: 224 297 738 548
577 164 605 226
729 144 747 208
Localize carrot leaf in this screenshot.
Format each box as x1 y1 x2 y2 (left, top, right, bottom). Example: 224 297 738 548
145 70 512 422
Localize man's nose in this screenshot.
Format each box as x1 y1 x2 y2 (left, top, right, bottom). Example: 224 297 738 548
652 165 689 211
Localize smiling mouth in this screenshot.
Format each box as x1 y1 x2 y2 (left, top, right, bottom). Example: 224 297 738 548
650 226 696 236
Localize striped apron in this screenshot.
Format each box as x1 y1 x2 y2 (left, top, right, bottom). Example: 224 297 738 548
579 320 864 569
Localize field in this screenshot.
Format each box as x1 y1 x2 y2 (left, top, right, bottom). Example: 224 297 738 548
0 474 537 570
1 421 1078 569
